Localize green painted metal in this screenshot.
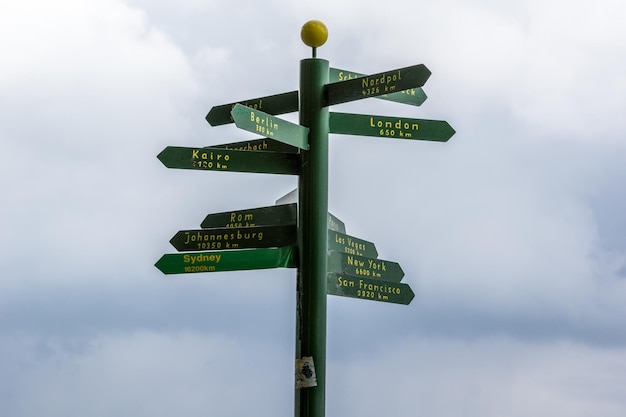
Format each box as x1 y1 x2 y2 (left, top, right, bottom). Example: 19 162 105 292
327 273 414 305
296 57 329 417
327 212 345 234
329 67 427 106
327 230 378 258
154 246 297 275
205 138 298 153
157 146 300 175
329 112 456 142
231 104 309 150
324 64 431 106
170 225 297 252
327 251 404 282
206 90 299 126
200 203 297 229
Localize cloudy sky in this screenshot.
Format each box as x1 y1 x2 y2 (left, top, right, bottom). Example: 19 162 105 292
1 0 626 416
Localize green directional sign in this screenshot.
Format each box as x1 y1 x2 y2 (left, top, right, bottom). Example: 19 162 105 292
329 67 427 106
231 104 309 150
327 251 404 282
205 138 297 153
329 112 455 142
327 230 377 258
170 225 296 252
201 203 297 229
206 90 299 126
324 64 431 106
155 246 297 275
157 146 300 175
327 212 346 234
327 273 414 305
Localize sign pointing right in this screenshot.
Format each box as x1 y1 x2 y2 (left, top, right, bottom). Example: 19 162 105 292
327 230 378 258
327 251 404 282
329 112 455 142
327 273 414 305
329 67 427 106
324 64 431 106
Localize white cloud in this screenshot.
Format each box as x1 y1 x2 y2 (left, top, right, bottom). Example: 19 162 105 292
4 331 293 417
1 1 625 416
329 337 626 417
0 0 200 288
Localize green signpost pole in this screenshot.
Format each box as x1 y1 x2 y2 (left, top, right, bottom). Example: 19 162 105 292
296 20 330 417
156 18 455 417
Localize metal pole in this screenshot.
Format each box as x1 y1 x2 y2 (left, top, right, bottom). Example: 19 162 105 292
296 56 329 417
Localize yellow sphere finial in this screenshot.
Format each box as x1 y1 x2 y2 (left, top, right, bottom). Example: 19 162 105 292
301 20 328 49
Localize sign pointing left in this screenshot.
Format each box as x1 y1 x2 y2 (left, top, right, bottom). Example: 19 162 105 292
170 225 297 252
231 104 309 150
206 90 299 126
157 146 300 175
155 246 297 275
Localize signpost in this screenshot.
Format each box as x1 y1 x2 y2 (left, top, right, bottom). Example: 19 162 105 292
206 90 299 126
326 212 346 234
324 64 431 106
327 251 405 282
155 20 455 417
205 137 297 153
200 204 297 229
326 273 415 305
330 112 456 142
155 246 297 275
231 104 309 150
329 67 427 106
327 230 378 258
157 146 300 175
170 225 297 252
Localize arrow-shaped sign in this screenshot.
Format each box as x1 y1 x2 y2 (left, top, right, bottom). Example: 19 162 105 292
274 189 347 234
231 104 309 150
329 112 455 142
327 212 346 234
205 138 298 153
206 91 299 126
155 246 297 275
327 273 414 305
329 68 427 106
170 225 296 252
324 64 431 107
201 203 297 229
327 251 404 282
157 146 300 175
327 230 378 258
